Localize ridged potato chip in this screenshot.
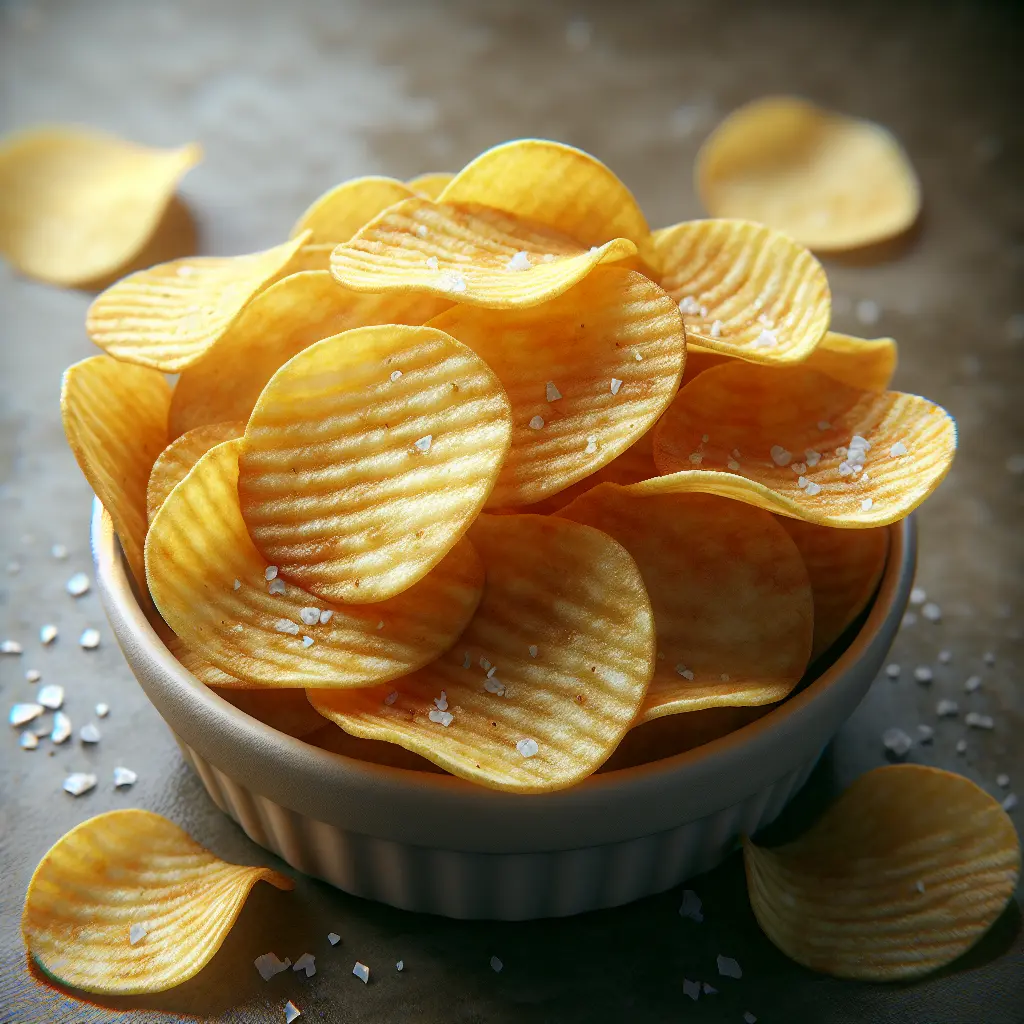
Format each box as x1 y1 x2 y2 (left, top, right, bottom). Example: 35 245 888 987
0 126 200 287
330 197 637 309
147 420 244 522
559 487 811 721
22 809 293 994
238 325 511 604
305 723 445 772
780 518 889 659
407 172 454 199
648 362 956 527
698 96 921 251
744 765 1020 980
648 219 830 364
85 234 309 373
148 439 485 688
61 356 170 591
309 514 656 792
440 139 649 248
289 175 417 270
427 267 684 506
168 271 450 438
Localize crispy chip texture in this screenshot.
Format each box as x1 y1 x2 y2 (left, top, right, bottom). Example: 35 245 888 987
808 331 897 392
559 487 811 721
61 356 170 591
330 197 637 309
0 127 200 287
780 518 889 659
168 271 450 438
427 267 684 506
440 139 649 247
309 514 655 792
648 219 830 364
698 97 921 251
86 235 308 373
21 809 293 995
744 765 1021 980
305 723 446 772
407 172 454 199
238 325 511 603
147 439 485 687
147 421 244 523
648 363 956 527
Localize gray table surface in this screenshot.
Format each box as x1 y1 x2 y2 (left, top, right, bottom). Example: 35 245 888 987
1 1 1022 1021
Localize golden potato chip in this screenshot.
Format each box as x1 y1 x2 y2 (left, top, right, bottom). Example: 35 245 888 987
779 518 889 659
807 331 897 392
305 723 446 772
147 439 485 688
330 197 637 309
698 96 921 251
61 356 170 592
167 271 450 439
146 420 244 523
440 139 649 248
407 172 454 199
744 765 1021 981
558 487 811 721
647 362 956 527
309 514 655 792
427 267 684 506
85 234 309 373
0 126 200 287
238 325 512 603
648 219 830 364
22 809 292 994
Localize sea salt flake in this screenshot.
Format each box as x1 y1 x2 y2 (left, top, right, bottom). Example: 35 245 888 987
301 636 314 648
790 462 807 474
434 691 449 711
484 677 506 696
956 739 968 754
585 436 598 454
903 612 917 627
528 645 538 658
79 627 101 649
274 619 300 635
285 1001 302 1023
490 956 503 973
882 727 913 757
983 651 996 666
727 460 741 471
936 699 959 718
717 954 742 979
265 566 279 581
675 664 695 681
797 476 808 489
770 445 791 466
328 932 341 946
938 650 952 664
319 610 334 624
10 703 43 727
233 579 241 590
438 271 468 294
376 620 384 630
390 369 403 382
703 983 718 995
26 669 41 683
545 381 562 402
293 953 316 978
51 544 68 560
710 319 723 338
299 607 320 626
254 952 290 981
689 452 703 465
885 663 900 679
966 711 994 730
1002 793 1018 812
352 962 370 984
678 296 700 315
964 675 982 693
910 586 927 605
679 889 703 922
921 602 942 622
39 624 58 645
861 498 874 512
744 1014 758 1024
63 773 97 797
425 255 439 270
890 441 908 457
396 959 404 971
38 685 64 710
2 640 23 655
913 666 933 683
129 923 149 946
428 708 453 727
51 712 71 743
516 737 539 758
917 724 934 743
505 250 531 271
683 979 700 1001
66 572 90 596
416 224 428 238
80 723 101 744
751 328 778 349
20 731 38 750
113 766 138 787
997 774 1010 788
804 449 821 467
414 434 432 453
610 377 623 395
384 691 398 706
529 415 545 430
634 350 643 361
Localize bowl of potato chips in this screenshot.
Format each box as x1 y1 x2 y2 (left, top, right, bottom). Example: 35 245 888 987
65 138 951 918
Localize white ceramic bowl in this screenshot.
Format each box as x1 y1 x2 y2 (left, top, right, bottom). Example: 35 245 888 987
93 500 914 920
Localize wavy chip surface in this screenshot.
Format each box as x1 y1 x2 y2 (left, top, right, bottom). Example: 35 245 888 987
559 487 811 721
648 363 956 527
168 271 449 438
428 267 684 506
61 357 170 591
698 96 921 251
440 139 650 248
86 235 308 373
21 809 293 995
147 421 244 522
648 219 830 364
238 325 511 603
330 197 637 309
407 172 454 199
309 514 655 792
807 331 897 392
744 765 1020 980
780 518 889 659
147 439 485 687
0 126 199 287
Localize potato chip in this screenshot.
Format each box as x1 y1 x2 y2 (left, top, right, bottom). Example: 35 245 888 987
289 175 417 271
330 197 637 309
0 126 200 287
697 96 921 251
779 518 889 659
744 765 1021 980
147 439 485 688
168 271 450 438
238 325 511 603
407 172 454 199
61 356 170 592
558 487 811 721
807 331 897 392
305 723 446 772
22 809 293 994
85 234 309 373
440 139 649 248
647 362 956 527
647 219 830 364
147 420 244 523
308 514 655 792
427 267 684 506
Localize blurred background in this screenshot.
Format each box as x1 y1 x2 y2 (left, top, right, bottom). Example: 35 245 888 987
1 1 1022 1022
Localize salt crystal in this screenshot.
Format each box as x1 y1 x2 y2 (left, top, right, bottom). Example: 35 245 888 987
490 956 503 973
936 699 959 718
913 666 933 684
390 369 403 383
890 441 908 457
770 445 792 466
301 636 314 648
882 727 913 757
505 250 531 272
938 650 952 664
860 498 874 512
462 651 472 669
675 664 695 681
80 723 101 744
26 669 41 683
797 476 808 489
319 610 334 624
752 329 778 349
40 624 58 645
285 1001 302 1023
384 691 398 705
38 685 64 710
63 773 97 797
113 766 137 787
856 299 880 325
790 462 807 474
299 607 320 626
966 711 994 730
425 256 439 270
10 703 43 727
956 739 967 754
689 453 703 465
414 435 432 453
528 645 538 658
678 296 700 315
51 712 71 743
804 449 821 467
710 319 723 338
545 381 562 402
265 566 279 581
804 481 822 496
585 436 597 454
529 415 545 430
352 961 370 984
434 691 449 711
516 737 539 758
51 544 68 560
233 579 241 590
717 954 742 979
66 572 90 596
983 651 996 666
728 460 741 471
20 731 38 750
634 350 643 361
917 724 934 743
428 708 453 727
679 889 703 922
744 1014 758 1024
885 663 900 679
328 932 341 945
293 953 316 978
254 952 291 981
129 923 148 946
2 640 23 655
484 678 506 696
610 378 623 396
683 979 700 1001
910 586 927 605
80 628 100 649
997 774 1010 788
376 621 384 630
921 602 942 622
274 619 300 635
438 271 468 294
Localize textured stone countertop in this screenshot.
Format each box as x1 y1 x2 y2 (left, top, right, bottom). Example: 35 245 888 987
1 1 1022 1022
